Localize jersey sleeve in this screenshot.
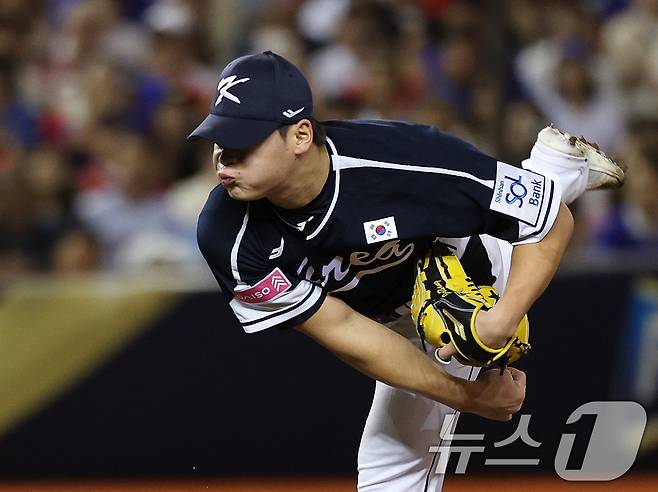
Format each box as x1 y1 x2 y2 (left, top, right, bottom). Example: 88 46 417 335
395 125 562 245
326 120 562 245
197 188 326 333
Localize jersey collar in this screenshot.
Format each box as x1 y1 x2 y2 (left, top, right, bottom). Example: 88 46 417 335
271 138 338 236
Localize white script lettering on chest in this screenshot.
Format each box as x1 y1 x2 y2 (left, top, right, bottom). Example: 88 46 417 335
297 240 415 292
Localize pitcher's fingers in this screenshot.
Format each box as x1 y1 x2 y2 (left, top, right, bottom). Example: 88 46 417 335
436 343 457 363
508 367 526 385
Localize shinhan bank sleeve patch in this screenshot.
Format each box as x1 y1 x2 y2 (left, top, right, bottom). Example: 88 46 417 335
490 161 545 227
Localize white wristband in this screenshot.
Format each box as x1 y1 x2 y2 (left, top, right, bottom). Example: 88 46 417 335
434 348 451 365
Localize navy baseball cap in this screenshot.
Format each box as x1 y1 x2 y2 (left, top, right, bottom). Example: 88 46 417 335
188 51 313 149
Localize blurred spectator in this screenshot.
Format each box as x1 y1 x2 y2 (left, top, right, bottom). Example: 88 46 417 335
50 0 149 69
422 33 481 117
0 0 656 280
75 128 194 270
594 121 658 251
149 92 202 182
504 0 543 49
25 145 76 225
0 156 76 279
602 0 658 119
497 100 544 166
243 0 305 63
40 0 147 140
516 26 626 152
51 228 101 274
166 141 217 241
308 0 402 118
143 0 215 105
84 61 140 130
0 168 39 280
0 64 39 149
297 0 351 46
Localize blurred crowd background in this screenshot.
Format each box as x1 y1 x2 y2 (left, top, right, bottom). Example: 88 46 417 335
1 0 658 283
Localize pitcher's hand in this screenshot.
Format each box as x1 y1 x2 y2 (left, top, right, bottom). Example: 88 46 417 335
464 367 526 421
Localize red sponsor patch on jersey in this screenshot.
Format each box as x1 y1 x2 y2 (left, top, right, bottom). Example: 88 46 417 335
234 268 292 304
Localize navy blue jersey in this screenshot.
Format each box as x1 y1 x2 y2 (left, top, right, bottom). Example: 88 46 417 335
197 120 561 333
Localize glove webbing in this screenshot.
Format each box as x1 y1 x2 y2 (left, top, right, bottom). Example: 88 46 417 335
415 246 525 370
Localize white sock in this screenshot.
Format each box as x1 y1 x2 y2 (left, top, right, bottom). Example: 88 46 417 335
522 140 588 204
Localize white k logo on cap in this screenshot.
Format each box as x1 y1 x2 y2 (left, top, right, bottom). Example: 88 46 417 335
215 75 251 106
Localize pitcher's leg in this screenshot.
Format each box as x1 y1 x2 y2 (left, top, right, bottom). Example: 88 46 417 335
357 359 479 491
523 126 624 203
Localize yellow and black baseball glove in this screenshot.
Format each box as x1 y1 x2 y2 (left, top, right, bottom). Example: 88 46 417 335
410 243 530 369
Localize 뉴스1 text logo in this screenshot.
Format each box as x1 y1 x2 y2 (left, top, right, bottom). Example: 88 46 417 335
234 268 291 304
427 401 646 480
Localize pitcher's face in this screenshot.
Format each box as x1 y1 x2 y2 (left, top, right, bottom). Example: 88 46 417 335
213 129 295 202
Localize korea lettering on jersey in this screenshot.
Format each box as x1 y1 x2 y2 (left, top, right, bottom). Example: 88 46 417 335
296 239 415 293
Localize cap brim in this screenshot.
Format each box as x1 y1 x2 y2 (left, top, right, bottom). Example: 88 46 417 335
187 113 280 149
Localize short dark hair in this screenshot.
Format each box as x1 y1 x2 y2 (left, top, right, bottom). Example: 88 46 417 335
277 118 327 146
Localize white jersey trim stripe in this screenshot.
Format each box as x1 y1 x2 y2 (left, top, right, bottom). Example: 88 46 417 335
304 137 339 241
230 204 250 283
243 286 322 333
306 168 341 240
326 136 338 156
333 155 495 189
229 281 323 333
513 178 561 245
230 280 313 323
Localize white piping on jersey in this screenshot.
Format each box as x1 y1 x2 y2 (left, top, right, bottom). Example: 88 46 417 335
303 137 338 240
303 136 493 240
230 279 312 320
333 155 495 189
268 237 285 259
230 204 250 283
296 257 309 276
305 168 341 240
326 136 338 156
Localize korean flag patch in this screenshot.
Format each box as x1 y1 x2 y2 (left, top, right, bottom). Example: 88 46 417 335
490 162 546 226
364 216 398 244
